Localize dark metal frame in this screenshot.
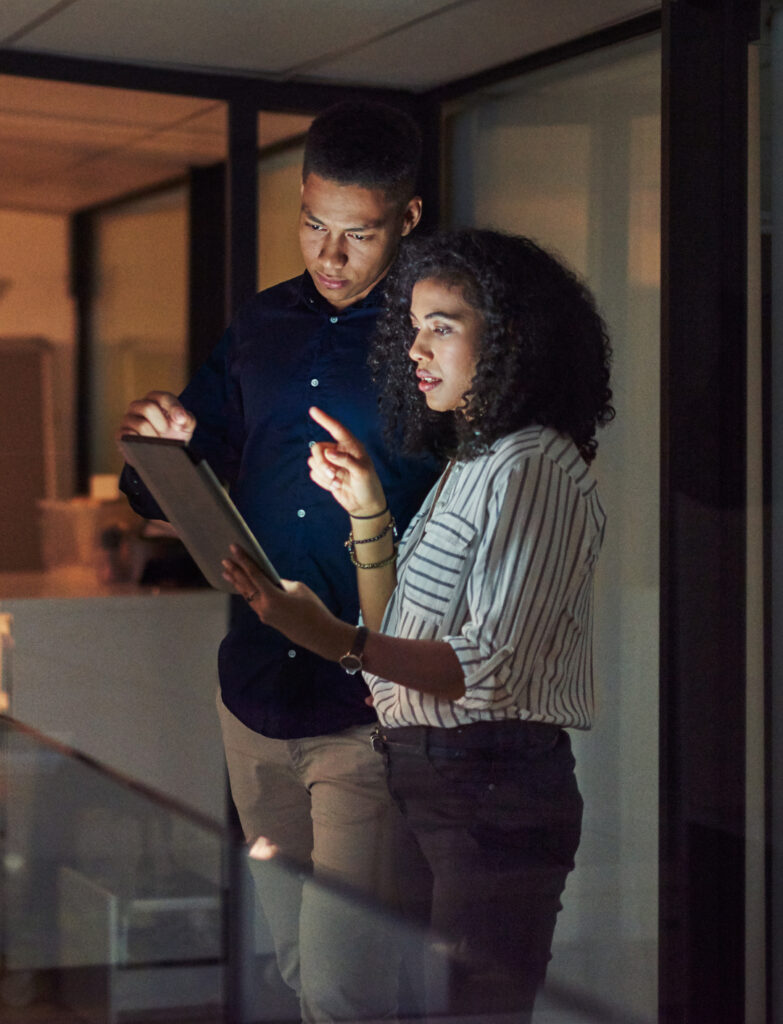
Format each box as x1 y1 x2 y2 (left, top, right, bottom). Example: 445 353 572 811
660 3 758 1020
1 4 765 1019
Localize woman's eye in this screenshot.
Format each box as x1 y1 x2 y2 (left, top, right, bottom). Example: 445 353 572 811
433 325 452 337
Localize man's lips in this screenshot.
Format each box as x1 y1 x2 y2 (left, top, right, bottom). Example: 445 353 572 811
315 272 348 290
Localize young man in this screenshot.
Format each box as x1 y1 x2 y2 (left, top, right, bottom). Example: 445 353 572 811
117 101 438 1021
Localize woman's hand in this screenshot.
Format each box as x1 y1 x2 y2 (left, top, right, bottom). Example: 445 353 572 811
222 546 466 702
307 407 387 518
221 545 354 662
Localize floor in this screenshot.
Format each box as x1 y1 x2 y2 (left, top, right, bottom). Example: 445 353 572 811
0 968 228 1024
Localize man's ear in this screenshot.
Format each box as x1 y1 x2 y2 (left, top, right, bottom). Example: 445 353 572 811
400 197 423 237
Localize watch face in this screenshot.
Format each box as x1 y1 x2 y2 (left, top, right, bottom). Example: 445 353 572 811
339 654 363 675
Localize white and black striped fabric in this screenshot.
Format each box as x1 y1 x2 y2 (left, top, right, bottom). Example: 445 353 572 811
365 426 606 730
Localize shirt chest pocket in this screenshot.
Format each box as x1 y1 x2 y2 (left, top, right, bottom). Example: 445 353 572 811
401 512 476 622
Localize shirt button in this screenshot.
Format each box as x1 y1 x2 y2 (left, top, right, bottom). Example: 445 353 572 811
310 378 319 387
297 509 306 518
288 649 297 659
329 316 338 324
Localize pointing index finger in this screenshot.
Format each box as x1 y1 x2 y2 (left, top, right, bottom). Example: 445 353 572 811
308 406 355 445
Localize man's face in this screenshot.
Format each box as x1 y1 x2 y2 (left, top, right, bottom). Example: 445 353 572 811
299 173 422 311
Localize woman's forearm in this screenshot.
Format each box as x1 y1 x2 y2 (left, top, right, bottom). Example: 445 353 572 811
222 544 465 701
348 509 397 630
362 632 465 700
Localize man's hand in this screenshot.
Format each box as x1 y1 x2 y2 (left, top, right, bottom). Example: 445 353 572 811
116 391 197 464
307 406 387 517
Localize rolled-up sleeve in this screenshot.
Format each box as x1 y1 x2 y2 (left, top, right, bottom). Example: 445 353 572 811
444 455 591 713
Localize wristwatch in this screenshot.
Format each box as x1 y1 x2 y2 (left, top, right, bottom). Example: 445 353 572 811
339 625 368 675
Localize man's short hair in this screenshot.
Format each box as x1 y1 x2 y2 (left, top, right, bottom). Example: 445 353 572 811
303 100 422 207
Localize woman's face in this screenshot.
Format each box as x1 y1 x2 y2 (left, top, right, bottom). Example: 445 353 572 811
408 277 483 414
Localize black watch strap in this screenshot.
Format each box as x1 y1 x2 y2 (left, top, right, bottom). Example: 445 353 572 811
339 625 368 675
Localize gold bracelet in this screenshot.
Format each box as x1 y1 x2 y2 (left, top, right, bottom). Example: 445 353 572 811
347 545 398 570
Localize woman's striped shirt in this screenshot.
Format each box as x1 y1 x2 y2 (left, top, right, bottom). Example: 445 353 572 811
364 426 606 730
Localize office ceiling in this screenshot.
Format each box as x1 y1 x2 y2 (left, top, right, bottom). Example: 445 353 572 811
0 0 659 213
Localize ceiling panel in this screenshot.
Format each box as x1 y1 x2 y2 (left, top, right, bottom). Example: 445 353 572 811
307 0 660 89
0 137 82 180
0 0 62 40
0 109 148 149
257 111 312 148
0 0 658 212
6 0 452 76
0 73 230 212
0 73 221 125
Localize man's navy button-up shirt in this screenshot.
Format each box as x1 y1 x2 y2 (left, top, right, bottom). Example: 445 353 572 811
121 272 440 738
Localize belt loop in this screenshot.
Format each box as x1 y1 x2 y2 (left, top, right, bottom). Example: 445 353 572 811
370 725 385 753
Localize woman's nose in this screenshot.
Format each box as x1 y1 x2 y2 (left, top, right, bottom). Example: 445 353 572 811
408 332 430 362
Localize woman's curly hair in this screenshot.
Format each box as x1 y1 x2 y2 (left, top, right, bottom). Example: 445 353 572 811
369 228 615 463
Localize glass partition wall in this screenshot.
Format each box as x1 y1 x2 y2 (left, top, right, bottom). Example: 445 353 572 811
89 187 189 478
445 34 661 1022
0 716 226 1021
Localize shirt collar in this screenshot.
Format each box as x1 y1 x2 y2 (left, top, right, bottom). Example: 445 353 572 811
293 271 386 315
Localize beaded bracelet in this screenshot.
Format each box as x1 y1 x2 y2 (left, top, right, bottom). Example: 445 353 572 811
345 517 398 569
350 516 396 545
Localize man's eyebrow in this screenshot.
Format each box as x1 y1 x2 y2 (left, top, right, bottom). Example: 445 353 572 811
301 206 383 231
351 218 384 230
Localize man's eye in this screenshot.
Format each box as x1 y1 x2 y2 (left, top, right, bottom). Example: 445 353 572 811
307 222 325 231
348 233 368 241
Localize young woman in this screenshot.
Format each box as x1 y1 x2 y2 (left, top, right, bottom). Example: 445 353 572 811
223 228 614 1021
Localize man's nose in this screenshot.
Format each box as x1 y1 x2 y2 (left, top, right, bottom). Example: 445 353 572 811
320 235 347 268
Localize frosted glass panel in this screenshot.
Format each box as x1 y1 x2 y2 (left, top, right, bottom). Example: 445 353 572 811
258 143 306 291
91 187 188 476
447 33 661 1023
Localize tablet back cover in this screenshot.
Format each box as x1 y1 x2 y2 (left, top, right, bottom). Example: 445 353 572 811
118 436 279 591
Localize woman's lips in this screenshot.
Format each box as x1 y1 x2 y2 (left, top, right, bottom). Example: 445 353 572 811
416 369 441 393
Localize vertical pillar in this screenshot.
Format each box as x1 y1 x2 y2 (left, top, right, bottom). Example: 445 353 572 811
71 210 94 494
223 98 258 1024
659 0 756 1020
188 163 227 375
769 6 783 1020
413 96 443 229
226 101 258 317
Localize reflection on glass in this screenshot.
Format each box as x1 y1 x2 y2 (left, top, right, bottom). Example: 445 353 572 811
1 718 224 1019
447 32 661 1023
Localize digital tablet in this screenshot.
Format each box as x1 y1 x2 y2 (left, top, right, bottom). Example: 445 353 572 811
118 435 281 592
